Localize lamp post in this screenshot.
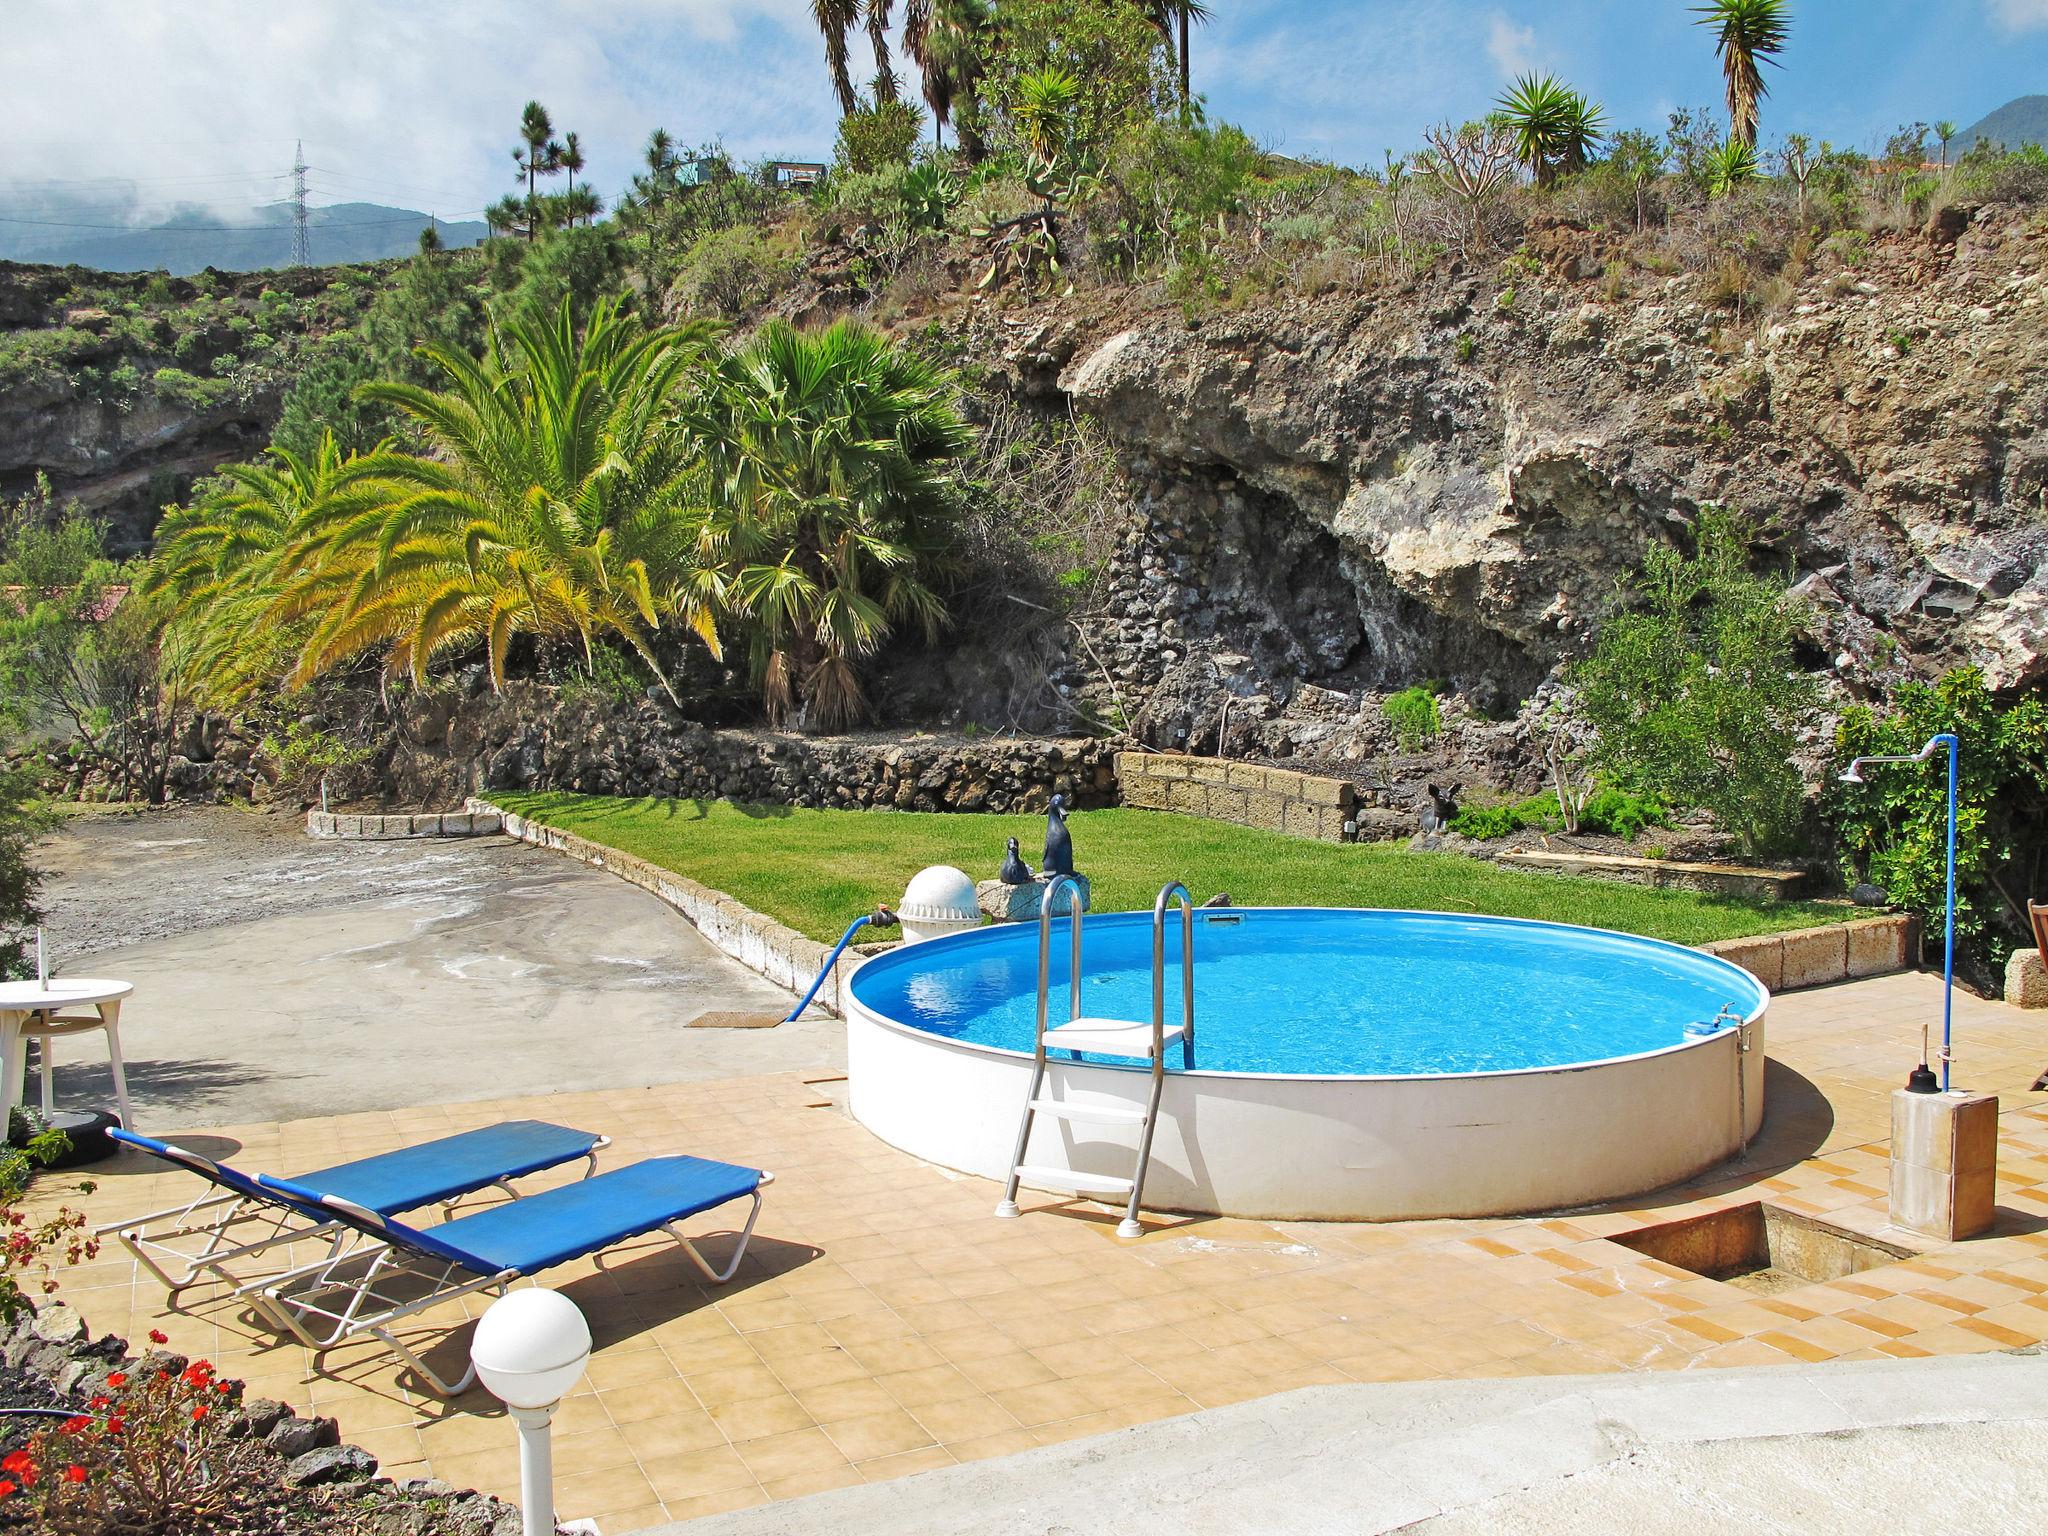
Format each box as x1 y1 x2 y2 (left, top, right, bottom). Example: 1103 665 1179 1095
1840 732 1959 1094
470 1289 593 1536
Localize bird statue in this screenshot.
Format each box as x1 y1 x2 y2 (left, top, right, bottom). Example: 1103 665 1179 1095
1042 793 1075 877
999 837 1032 885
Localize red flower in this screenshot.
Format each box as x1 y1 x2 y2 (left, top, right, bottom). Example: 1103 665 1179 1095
148 1328 169 1345
60 1416 89 1434
87 1395 110 1411
191 1405 208 1422
0 1478 16 1498
63 1465 87 1484
105 1372 127 1389
0 1451 31 1475
105 1415 125 1435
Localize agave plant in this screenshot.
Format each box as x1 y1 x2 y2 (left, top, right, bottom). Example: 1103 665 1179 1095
1706 137 1762 198
1493 74 1608 188
690 319 970 730
298 296 723 693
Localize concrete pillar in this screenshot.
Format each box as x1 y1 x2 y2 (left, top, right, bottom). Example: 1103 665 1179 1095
1890 1089 1998 1241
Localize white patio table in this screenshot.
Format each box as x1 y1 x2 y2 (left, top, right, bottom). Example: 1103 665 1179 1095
0 978 136 1133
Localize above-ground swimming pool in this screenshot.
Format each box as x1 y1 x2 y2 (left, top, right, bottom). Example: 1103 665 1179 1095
847 907 1769 1221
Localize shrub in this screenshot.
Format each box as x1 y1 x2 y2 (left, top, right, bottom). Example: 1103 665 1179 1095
1448 784 1668 842
835 99 925 175
0 763 54 983
1575 505 1816 854
260 720 376 803
1381 684 1443 751
1831 668 2048 983
672 224 798 318
148 367 225 410
1450 801 1523 840
1952 141 2048 204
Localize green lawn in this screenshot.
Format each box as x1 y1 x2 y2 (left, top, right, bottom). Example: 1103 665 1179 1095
494 792 1852 947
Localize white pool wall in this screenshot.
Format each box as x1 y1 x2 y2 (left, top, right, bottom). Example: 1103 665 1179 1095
846 909 1769 1223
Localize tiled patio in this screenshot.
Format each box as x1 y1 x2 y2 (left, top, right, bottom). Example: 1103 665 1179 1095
29 969 2048 1531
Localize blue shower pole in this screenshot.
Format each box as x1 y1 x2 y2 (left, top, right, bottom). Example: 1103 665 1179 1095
1936 732 1958 1092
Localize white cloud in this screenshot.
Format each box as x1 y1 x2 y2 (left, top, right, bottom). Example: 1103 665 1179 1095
1485 13 1544 81
2 0 838 221
1989 0 2048 31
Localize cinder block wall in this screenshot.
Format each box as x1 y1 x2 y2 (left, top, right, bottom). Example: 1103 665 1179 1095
1117 751 1356 842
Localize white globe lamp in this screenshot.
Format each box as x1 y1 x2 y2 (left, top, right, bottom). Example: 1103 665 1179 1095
471 1289 593 1536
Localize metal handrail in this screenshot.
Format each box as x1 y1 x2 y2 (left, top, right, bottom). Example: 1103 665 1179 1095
1035 874 1087 1060
1154 881 1195 1071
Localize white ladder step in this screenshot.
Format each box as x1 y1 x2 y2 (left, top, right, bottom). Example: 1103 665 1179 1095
1043 1016 1188 1059
1029 1097 1147 1126
1011 1164 1136 1196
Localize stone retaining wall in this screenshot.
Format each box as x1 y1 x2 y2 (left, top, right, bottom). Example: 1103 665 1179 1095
1496 848 1806 903
1117 751 1357 842
305 809 502 839
1701 916 1918 992
475 799 870 1015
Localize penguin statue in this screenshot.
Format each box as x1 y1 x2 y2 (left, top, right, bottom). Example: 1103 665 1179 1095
1042 793 1075 877
999 837 1033 885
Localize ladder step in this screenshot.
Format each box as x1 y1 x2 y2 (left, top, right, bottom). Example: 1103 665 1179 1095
1028 1097 1146 1126
1043 1017 1188 1059
1011 1165 1136 1196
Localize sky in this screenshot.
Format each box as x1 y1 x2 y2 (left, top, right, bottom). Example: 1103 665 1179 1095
3 0 2045 226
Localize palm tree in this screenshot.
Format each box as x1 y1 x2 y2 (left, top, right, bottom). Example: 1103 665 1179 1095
865 0 899 103
691 320 971 730
300 298 724 693
561 132 586 202
812 0 862 115
904 0 990 148
627 129 683 303
1706 137 1762 197
1494 74 1607 187
1693 0 1790 149
563 184 603 227
146 434 397 706
513 101 563 241
1141 0 1211 106
1935 119 1958 171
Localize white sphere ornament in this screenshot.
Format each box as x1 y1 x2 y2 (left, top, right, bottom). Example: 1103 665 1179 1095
898 864 980 944
470 1289 592 1410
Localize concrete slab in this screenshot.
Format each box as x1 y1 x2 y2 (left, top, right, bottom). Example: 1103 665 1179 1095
647 1352 2048 1536
29 808 833 1129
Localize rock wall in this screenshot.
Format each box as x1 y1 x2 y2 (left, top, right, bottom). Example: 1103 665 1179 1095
972 204 2048 761
387 679 1118 813
1118 750 1375 843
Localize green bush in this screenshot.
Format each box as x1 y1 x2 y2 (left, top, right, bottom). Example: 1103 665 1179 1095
672 225 798 318
1575 506 1816 854
151 366 227 409
1449 784 1669 842
1831 668 2048 982
1381 684 1443 751
0 763 55 982
1450 802 1524 840
835 100 925 175
1952 141 2048 204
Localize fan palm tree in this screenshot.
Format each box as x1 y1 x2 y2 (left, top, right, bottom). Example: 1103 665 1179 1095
1494 74 1607 187
1694 0 1790 149
297 297 724 693
904 0 990 149
691 320 971 730
1935 119 1958 171
813 0 863 115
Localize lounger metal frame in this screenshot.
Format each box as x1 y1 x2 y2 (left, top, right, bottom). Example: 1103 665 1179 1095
102 1135 609 1298
247 1172 774 1396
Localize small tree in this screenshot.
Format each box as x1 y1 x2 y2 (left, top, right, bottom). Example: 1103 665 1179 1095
0 763 53 981
1831 668 2048 982
0 482 190 806
834 96 926 174
1574 506 1817 854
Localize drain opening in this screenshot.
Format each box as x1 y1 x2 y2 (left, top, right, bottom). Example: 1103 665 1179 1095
1610 1202 1913 1295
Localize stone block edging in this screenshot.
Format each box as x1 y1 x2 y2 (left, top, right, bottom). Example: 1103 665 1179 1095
305 809 503 840
1700 915 1918 993
469 799 866 1017
1118 750 1357 842
1496 848 1806 902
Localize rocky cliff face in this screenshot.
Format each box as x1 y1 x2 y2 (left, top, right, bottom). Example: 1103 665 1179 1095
956 204 2047 762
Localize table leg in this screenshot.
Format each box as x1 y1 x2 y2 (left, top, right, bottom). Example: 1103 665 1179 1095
0 1011 23 1128
101 1001 134 1132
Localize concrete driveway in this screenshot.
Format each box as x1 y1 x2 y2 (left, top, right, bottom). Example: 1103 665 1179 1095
29 808 833 1130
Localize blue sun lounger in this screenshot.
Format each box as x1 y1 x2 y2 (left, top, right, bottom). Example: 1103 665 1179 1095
101 1122 609 1297
249 1155 773 1394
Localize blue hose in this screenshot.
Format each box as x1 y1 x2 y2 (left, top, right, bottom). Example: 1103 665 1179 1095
785 908 897 1022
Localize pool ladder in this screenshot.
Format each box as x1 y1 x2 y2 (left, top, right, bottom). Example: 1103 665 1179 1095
995 878 1194 1239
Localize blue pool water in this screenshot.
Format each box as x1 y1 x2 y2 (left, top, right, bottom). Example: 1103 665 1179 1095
849 908 1767 1077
